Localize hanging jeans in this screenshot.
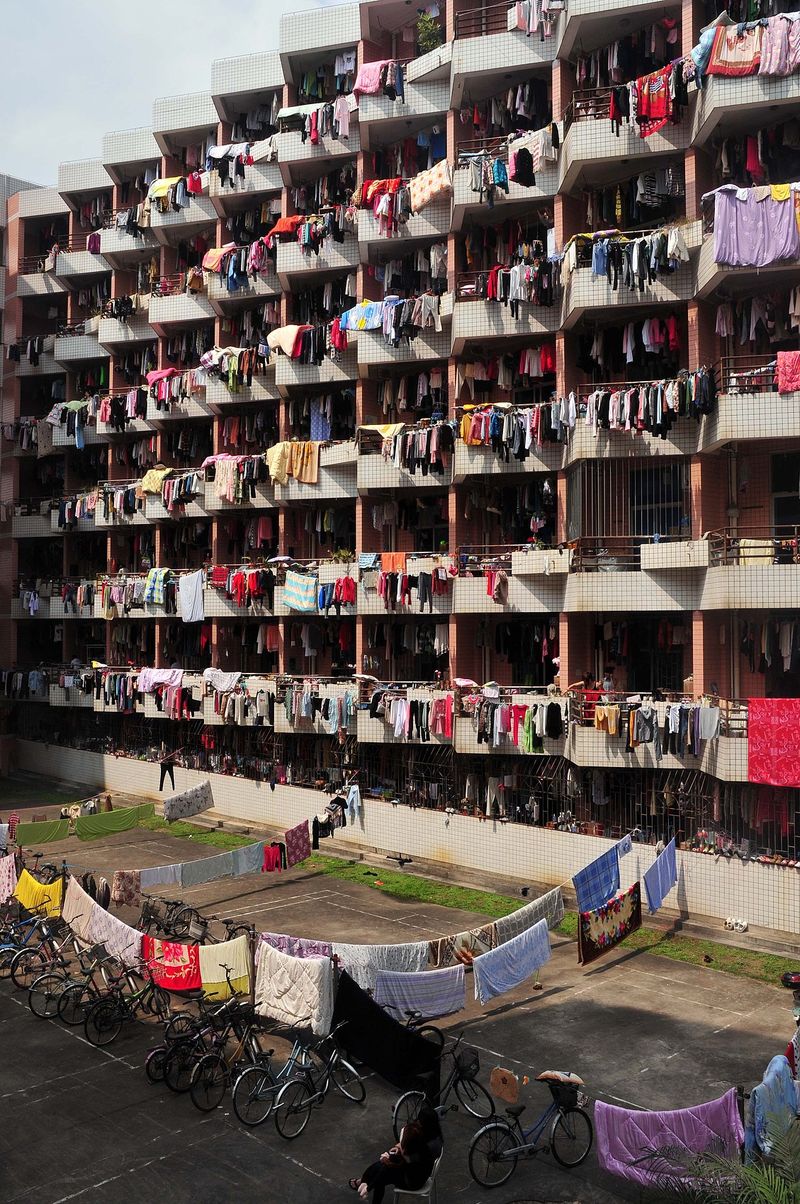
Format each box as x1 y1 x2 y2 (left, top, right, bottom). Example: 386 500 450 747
159 762 176 791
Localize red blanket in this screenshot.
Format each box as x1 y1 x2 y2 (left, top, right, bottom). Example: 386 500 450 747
776 350 800 395
747 697 800 787
142 935 201 991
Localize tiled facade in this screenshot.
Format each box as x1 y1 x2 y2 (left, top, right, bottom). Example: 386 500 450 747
3 0 800 919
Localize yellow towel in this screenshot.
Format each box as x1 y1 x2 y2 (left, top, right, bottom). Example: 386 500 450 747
13 869 63 917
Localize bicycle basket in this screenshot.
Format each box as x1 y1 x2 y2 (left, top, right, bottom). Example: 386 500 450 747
186 918 208 942
547 1080 579 1109
456 1049 480 1081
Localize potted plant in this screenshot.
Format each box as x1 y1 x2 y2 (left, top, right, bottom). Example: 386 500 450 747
417 12 443 54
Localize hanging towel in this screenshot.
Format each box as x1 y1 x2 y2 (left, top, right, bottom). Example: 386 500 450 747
179 568 205 623
0 855 18 904
111 869 141 909
428 922 497 969
163 780 214 822
180 851 233 888
86 902 143 966
260 933 333 960
255 943 334 1035
283 570 318 613
745 1055 799 1159
74 803 154 840
594 1089 744 1189
578 882 642 966
199 933 250 999
374 964 466 1019
62 875 94 942
747 697 800 788
13 868 63 917
332 940 428 992
140 862 182 889
572 846 620 914
494 887 564 945
642 838 677 914
142 935 201 990
615 833 633 858
284 820 311 868
230 842 264 878
473 919 551 1006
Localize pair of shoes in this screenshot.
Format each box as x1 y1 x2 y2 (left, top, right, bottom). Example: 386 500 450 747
724 917 749 933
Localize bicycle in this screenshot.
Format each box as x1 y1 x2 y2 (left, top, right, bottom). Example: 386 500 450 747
83 961 170 1046
468 1071 593 1188
273 1022 366 1140
137 895 196 939
381 1006 446 1052
0 907 54 977
150 968 245 1091
232 1027 318 1127
57 944 120 1026
189 999 274 1112
180 913 254 946
10 916 85 990
392 1033 494 1138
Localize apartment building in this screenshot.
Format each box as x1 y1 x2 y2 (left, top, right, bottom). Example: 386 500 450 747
2 0 799 932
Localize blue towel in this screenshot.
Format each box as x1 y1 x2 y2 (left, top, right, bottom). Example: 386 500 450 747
642 838 677 914
181 851 233 888
472 919 551 1006
374 965 465 1019
230 842 264 878
573 847 620 914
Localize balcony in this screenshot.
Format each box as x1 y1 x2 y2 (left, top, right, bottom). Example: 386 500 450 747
564 408 701 465
144 488 209 522
206 268 281 313
11 508 54 538
147 281 217 330
275 236 360 285
357 688 452 745
97 314 155 347
357 433 452 492
54 244 111 280
557 0 679 59
357 326 451 373
49 509 96 534
453 437 564 480
566 538 698 612
357 80 450 151
275 346 359 394
15 269 68 300
51 421 104 448
16 187 69 220
693 73 800 146
146 393 214 424
451 287 560 356
101 126 161 182
152 91 219 156
49 683 94 709
201 583 279 618
276 124 360 187
53 328 109 363
452 570 565 614
273 442 357 505
99 219 160 267
560 259 696 330
511 547 573 576
453 693 568 756
206 369 280 410
451 6 556 108
202 479 274 513
50 587 96 620
57 159 112 198
452 157 559 231
10 596 50 620
357 202 450 259
701 358 800 451
559 93 692 192
278 6 360 80
211 50 283 119
15 347 60 377
149 194 217 244
276 683 357 735
701 529 800 611
208 160 282 215
94 487 150 528
359 556 452 616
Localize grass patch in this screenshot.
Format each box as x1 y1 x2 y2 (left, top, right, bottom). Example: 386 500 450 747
307 855 796 987
137 816 254 851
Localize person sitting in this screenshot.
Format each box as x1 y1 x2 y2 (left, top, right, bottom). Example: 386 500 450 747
349 1113 439 1202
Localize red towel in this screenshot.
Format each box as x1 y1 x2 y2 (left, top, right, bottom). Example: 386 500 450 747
747 697 800 787
142 935 201 991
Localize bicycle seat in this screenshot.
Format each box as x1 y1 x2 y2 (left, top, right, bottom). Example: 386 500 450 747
184 989 206 999
536 1070 584 1086
505 1104 526 1118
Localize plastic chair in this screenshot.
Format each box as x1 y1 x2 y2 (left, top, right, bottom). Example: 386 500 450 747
392 1152 443 1202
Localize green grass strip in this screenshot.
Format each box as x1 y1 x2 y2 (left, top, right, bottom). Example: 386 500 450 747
138 816 254 850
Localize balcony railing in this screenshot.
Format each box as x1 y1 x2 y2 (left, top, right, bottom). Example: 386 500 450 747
563 88 613 130
568 690 748 737
718 355 776 395
454 1 510 38
708 526 800 567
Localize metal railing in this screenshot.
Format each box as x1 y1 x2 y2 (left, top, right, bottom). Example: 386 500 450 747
707 526 800 567
718 355 776 395
454 1 510 38
570 535 654 572
562 88 613 130
568 690 749 736
455 135 511 161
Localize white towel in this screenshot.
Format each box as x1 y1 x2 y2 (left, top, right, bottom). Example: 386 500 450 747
255 944 334 1035
178 569 205 624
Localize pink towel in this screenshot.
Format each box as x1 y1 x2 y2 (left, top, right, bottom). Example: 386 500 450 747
354 61 389 98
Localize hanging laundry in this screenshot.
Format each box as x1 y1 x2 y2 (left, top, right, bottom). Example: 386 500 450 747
578 882 642 965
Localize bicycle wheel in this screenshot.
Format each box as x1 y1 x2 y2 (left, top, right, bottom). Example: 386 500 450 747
0 944 18 978
416 1024 445 1051
171 907 200 938
145 1046 169 1084
455 1075 495 1120
392 1090 426 1141
232 1064 279 1127
468 1123 518 1188
164 1042 200 1093
190 1053 228 1112
331 1058 366 1103
85 999 124 1047
164 1012 196 1045
147 985 171 1020
274 1079 313 1140
58 983 94 1027
28 972 66 1019
550 1107 593 1168
10 947 50 990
